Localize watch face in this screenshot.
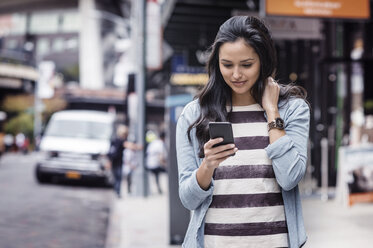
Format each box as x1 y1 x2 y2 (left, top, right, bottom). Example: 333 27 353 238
275 118 284 129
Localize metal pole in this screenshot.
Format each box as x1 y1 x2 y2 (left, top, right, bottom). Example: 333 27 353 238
29 11 42 144
259 0 266 18
304 139 314 196
135 0 148 197
321 137 329 201
34 82 42 141
335 22 344 171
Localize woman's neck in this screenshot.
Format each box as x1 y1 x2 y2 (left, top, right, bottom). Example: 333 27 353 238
232 93 257 106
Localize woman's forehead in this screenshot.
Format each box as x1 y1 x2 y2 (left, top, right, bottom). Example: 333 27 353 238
219 39 258 61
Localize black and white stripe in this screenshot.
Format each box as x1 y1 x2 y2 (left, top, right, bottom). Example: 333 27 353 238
205 221 288 236
204 104 288 248
213 164 275 180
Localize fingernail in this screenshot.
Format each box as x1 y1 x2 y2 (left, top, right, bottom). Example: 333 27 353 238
219 138 224 142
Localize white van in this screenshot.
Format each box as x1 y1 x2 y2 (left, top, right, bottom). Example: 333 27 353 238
35 110 115 185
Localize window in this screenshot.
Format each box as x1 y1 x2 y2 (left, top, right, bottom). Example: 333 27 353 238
30 12 59 34
36 38 50 56
45 120 113 140
52 38 64 52
61 11 80 32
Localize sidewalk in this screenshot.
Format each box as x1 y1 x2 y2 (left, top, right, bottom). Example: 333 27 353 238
106 179 373 248
105 175 181 248
302 193 373 248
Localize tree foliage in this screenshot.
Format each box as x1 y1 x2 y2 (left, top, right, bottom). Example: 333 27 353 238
2 95 34 113
1 94 67 140
4 112 34 137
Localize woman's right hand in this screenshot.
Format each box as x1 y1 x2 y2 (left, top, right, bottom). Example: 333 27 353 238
197 138 237 190
203 138 237 170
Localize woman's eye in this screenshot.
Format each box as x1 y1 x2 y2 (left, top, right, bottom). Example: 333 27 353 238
222 64 233 68
242 64 252 68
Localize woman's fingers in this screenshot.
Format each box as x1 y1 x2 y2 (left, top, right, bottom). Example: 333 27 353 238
204 139 235 155
262 77 280 112
210 147 238 160
204 137 223 149
205 147 237 168
203 138 237 169
266 77 279 92
212 143 236 154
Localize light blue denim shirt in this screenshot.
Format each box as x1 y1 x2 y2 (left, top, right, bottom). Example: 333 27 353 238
176 98 310 248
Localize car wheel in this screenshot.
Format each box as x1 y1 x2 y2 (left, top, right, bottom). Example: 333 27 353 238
103 177 114 188
35 164 50 184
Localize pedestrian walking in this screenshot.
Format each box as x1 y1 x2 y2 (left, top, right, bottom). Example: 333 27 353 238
3 133 14 152
108 125 128 198
176 16 310 248
146 131 167 194
15 132 25 153
123 144 138 194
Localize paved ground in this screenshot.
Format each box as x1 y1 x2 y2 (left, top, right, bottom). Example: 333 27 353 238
106 176 373 248
0 152 113 248
302 195 373 248
8 152 371 248
106 174 179 248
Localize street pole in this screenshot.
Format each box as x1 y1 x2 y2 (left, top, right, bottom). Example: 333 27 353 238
259 0 266 18
34 82 42 141
133 0 148 197
321 137 329 201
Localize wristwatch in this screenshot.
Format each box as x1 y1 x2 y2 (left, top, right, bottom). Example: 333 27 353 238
268 117 285 132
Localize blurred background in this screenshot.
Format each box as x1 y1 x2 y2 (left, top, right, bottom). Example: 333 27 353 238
0 0 373 247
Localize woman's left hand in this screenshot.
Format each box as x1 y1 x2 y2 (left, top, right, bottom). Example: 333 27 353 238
262 77 280 113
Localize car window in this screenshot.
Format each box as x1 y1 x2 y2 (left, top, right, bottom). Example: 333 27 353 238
45 119 112 140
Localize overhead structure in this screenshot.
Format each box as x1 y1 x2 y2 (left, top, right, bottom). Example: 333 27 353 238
163 0 258 52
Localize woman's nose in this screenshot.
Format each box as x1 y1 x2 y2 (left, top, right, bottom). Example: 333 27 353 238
232 67 242 80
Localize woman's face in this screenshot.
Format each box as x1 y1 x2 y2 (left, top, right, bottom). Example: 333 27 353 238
218 38 261 105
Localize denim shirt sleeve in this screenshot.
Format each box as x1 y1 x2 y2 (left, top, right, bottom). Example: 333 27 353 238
176 103 214 210
265 98 310 191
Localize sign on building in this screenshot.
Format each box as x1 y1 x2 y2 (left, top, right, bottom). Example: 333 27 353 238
266 0 370 19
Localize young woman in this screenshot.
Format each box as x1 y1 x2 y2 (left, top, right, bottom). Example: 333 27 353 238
176 16 310 248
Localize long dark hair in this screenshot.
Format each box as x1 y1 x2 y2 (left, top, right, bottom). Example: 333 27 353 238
188 16 307 158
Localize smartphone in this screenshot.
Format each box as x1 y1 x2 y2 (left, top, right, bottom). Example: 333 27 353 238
208 122 235 148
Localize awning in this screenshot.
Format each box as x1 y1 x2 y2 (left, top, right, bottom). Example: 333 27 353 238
0 63 38 81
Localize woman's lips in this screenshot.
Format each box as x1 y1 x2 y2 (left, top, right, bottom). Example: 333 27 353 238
232 81 246 86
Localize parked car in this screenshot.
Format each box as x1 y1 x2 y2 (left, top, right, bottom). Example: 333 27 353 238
35 110 115 185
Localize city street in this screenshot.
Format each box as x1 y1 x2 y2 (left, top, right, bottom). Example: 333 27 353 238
0 1 372 248
2 152 373 248
0 152 114 248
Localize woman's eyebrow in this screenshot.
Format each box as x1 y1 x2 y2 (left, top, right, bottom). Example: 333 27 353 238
220 58 255 62
240 58 255 62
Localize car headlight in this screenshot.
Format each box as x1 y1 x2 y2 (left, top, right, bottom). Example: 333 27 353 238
91 154 100 160
39 150 58 159
48 151 59 158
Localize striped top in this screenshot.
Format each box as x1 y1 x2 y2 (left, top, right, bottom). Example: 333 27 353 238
204 104 289 248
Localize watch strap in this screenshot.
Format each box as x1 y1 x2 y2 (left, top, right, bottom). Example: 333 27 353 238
268 117 285 132
268 121 277 132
